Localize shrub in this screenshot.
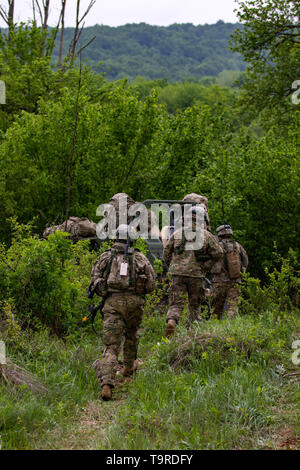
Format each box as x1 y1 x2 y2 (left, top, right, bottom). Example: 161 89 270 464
0 222 98 335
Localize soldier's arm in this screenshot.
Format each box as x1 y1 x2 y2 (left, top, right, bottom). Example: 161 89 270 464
135 252 157 294
163 235 174 267
201 232 224 271
239 244 249 272
90 251 111 293
207 232 223 261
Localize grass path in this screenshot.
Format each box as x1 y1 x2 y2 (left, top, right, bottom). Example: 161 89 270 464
34 377 133 450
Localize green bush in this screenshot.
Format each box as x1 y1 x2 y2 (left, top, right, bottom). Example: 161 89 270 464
0 222 98 335
240 248 300 316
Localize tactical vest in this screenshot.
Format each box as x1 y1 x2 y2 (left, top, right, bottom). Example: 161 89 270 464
106 248 134 291
105 248 153 295
175 233 211 262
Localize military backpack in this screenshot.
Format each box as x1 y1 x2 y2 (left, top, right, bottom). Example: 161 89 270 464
222 240 242 280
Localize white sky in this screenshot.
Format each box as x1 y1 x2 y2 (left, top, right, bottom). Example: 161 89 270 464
0 0 239 28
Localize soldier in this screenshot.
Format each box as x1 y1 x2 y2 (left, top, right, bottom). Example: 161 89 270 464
161 193 211 248
211 225 248 319
164 205 223 338
90 225 156 401
182 193 211 231
109 193 136 227
43 217 96 241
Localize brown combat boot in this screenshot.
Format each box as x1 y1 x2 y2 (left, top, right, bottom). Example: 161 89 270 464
120 366 134 377
101 384 112 401
165 319 176 338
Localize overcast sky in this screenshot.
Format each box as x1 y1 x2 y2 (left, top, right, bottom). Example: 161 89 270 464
0 0 239 28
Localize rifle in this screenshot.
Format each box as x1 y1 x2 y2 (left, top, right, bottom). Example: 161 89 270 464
82 282 107 337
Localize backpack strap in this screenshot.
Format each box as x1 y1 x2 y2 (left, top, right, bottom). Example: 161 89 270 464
175 233 186 255
125 248 134 287
103 249 116 283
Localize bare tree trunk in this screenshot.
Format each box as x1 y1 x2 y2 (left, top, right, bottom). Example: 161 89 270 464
32 0 37 24
69 0 96 66
8 0 14 28
65 57 82 229
46 9 62 58
58 0 67 67
0 0 15 41
34 0 50 29
69 0 81 65
42 0 50 30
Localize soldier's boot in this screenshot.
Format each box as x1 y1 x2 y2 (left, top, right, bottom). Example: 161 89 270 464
101 384 112 401
120 366 134 377
165 319 177 338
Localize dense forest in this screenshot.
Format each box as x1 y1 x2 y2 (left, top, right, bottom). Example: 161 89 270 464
0 0 299 451
51 21 247 81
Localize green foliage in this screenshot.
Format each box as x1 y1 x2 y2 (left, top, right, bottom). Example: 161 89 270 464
185 124 300 277
105 310 299 450
0 22 108 135
157 82 236 114
0 13 299 452
52 22 246 82
241 248 300 315
230 1 300 125
0 81 165 239
0 222 98 334
0 246 299 450
0 330 99 449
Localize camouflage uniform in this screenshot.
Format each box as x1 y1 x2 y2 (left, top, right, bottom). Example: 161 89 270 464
164 226 223 325
90 242 156 388
43 217 96 241
182 193 211 231
211 230 248 319
109 193 136 227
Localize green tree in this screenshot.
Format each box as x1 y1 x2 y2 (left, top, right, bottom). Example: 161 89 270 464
231 0 300 124
184 118 300 277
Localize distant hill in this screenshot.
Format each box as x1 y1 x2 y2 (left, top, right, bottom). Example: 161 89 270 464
53 21 246 81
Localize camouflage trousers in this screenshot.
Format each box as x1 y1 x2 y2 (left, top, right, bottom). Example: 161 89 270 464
166 275 206 325
211 282 241 319
99 293 145 388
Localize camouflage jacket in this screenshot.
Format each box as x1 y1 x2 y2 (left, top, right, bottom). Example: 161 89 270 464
91 242 156 295
164 229 223 279
43 217 96 240
211 239 248 284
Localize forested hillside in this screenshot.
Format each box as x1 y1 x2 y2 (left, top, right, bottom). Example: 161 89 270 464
51 21 246 80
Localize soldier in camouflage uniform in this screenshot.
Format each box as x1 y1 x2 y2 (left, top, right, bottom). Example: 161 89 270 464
161 193 211 249
43 217 96 241
90 225 156 401
109 193 136 227
182 193 211 231
164 203 223 338
211 225 248 319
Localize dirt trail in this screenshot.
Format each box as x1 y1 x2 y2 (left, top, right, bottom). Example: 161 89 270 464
36 398 125 449
35 378 131 450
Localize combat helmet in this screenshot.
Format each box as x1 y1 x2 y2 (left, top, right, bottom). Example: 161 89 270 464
110 193 135 207
183 193 210 230
182 193 208 209
216 224 234 239
110 193 136 226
